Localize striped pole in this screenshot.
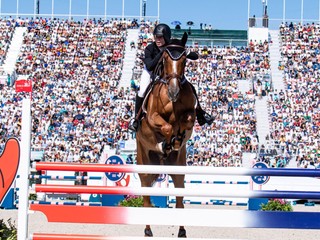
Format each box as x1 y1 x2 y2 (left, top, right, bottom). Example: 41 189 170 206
29 204 320 229
29 175 102 180
34 184 320 199
29 175 249 185
29 200 102 206
170 180 249 185
34 163 320 177
169 199 247 206
31 233 245 240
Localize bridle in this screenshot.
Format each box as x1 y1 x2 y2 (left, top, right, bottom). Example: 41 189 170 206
155 44 187 86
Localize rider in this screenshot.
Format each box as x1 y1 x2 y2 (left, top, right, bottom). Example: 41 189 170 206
129 23 214 131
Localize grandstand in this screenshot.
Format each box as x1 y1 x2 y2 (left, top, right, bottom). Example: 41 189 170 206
0 0 319 171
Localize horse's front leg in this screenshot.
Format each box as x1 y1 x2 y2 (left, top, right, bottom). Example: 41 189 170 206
170 174 187 238
171 110 195 150
180 110 196 131
148 111 173 153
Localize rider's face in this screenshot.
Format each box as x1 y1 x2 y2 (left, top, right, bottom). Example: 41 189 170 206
154 35 165 47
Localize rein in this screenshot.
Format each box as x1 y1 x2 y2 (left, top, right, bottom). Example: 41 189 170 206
153 52 165 81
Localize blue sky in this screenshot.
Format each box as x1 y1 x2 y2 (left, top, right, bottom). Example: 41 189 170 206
0 0 320 30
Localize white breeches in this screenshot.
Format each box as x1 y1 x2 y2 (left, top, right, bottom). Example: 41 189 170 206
138 67 151 98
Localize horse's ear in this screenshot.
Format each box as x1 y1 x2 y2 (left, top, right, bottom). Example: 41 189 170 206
187 51 199 60
181 32 188 46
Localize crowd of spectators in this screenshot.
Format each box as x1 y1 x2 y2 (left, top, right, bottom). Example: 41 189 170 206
0 17 138 163
0 18 15 66
187 40 273 166
269 22 320 168
0 17 318 169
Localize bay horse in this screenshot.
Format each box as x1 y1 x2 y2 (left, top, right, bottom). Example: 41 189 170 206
136 32 198 237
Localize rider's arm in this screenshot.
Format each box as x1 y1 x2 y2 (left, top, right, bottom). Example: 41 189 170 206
143 44 163 72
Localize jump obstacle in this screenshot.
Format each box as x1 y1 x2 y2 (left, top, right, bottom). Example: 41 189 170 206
24 163 320 239
27 163 320 236
4 98 320 240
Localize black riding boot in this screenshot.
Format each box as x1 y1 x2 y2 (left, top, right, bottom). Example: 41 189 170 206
128 95 144 132
189 82 214 126
196 107 214 126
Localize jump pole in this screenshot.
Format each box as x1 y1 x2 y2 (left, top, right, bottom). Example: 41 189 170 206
17 98 32 240
29 204 320 229
32 233 241 240
33 184 320 199
34 162 320 177
31 235 245 240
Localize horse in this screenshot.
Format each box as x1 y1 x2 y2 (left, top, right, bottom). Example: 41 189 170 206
136 32 198 238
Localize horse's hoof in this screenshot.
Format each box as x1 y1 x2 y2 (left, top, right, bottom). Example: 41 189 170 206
178 228 187 238
144 228 153 237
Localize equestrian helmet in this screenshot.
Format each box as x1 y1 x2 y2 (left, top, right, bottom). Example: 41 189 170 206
153 23 171 44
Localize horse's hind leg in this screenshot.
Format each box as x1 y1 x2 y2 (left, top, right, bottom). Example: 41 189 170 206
170 174 187 238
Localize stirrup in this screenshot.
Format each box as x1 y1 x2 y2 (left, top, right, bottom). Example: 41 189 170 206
128 118 139 132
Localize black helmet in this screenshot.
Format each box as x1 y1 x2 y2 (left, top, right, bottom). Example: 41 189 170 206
153 23 171 44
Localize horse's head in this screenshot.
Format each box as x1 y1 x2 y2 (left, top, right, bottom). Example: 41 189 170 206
162 32 198 102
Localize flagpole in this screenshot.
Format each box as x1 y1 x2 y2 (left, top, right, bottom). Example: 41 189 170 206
69 0 72 20
105 0 107 20
283 0 286 23
158 0 160 22
52 0 54 19
248 0 250 29
87 0 90 20
122 0 124 21
16 0 19 17
301 0 304 24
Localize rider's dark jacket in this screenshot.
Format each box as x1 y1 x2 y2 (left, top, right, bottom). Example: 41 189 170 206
143 42 163 72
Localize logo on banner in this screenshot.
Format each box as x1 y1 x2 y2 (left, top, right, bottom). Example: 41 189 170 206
156 174 167 182
105 155 125 182
251 162 270 185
